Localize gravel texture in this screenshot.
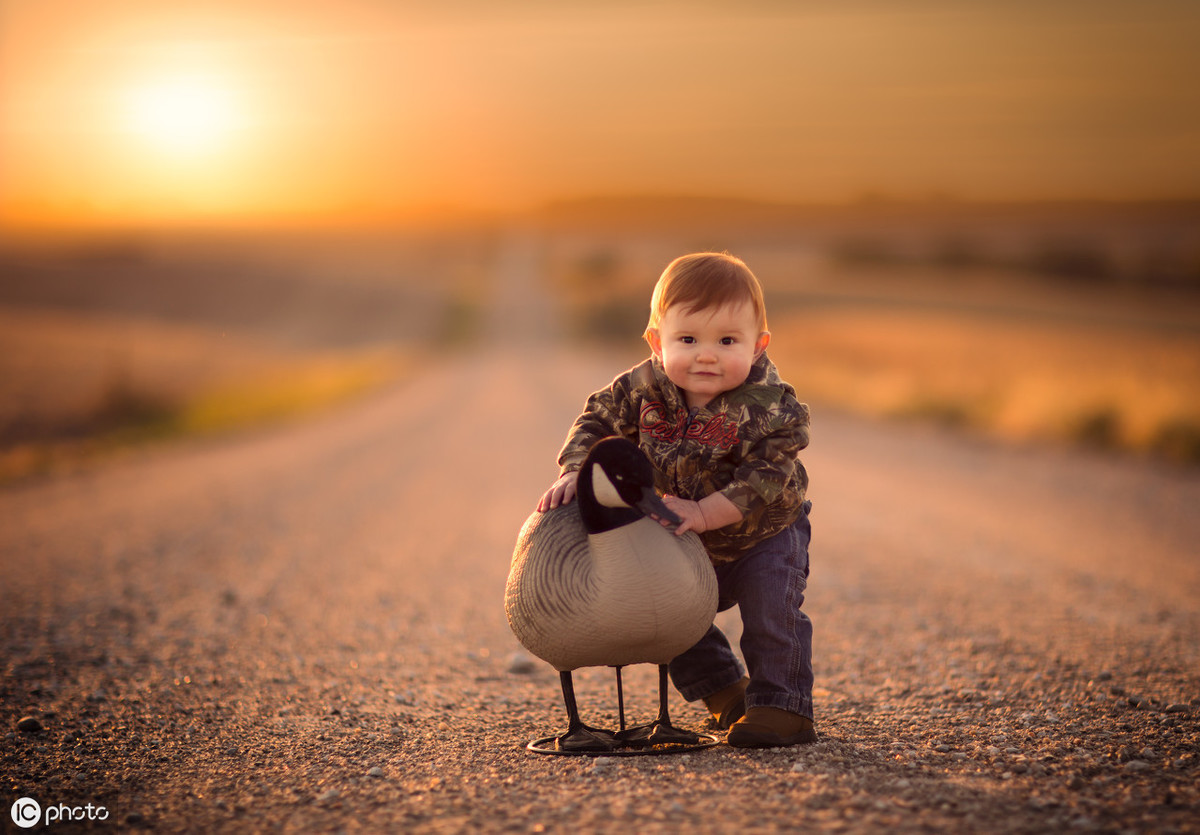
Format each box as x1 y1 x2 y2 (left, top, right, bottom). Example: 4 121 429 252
2 249 1198 833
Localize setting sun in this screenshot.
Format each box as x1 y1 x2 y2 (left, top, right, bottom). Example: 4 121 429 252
124 73 240 157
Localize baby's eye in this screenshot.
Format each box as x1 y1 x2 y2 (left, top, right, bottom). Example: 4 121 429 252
720 337 736 345
680 336 695 344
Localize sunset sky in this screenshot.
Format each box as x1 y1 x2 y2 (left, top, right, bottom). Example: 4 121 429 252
2 0 1199 228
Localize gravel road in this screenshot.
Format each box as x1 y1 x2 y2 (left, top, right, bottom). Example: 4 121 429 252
3 240 1199 833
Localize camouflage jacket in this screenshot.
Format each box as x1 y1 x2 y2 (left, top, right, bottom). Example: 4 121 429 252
557 353 810 562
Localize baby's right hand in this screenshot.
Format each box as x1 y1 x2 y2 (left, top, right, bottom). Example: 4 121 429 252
537 472 579 512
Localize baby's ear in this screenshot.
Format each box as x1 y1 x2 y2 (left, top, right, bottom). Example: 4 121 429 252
645 328 663 357
754 331 771 358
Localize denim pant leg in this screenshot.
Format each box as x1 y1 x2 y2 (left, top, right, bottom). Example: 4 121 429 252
736 513 814 717
669 510 814 719
668 620 747 703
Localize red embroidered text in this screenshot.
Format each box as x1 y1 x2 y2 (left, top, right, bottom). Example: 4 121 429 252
640 402 739 450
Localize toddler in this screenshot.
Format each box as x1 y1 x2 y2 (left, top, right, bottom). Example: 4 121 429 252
538 251 815 747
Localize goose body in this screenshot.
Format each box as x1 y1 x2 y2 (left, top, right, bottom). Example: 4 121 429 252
506 437 718 752
507 502 716 672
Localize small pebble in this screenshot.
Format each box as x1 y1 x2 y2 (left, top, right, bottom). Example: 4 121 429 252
590 757 617 772
506 652 538 675
316 789 340 803
367 767 385 778
17 716 43 733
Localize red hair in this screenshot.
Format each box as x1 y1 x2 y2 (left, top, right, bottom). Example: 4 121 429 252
645 252 767 337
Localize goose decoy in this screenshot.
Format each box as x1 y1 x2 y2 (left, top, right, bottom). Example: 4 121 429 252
506 436 719 754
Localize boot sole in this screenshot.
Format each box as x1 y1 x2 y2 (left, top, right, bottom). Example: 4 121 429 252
727 725 818 748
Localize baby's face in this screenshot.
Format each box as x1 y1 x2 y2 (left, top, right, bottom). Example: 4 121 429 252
647 301 768 410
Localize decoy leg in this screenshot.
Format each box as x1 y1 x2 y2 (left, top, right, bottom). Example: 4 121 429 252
553 671 620 753
615 665 627 731
616 664 705 748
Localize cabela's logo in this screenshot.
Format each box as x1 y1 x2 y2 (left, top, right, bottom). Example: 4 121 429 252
639 402 739 449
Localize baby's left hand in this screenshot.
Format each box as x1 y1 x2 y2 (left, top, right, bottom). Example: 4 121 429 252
658 495 708 535
653 491 744 536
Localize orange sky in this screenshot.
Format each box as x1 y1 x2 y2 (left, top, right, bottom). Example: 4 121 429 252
2 0 1199 228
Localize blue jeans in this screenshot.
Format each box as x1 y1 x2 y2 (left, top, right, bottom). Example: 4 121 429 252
668 504 814 719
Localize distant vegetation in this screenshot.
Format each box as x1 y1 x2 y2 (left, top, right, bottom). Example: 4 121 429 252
765 306 1200 466
537 195 1200 291
0 341 407 484
833 232 1198 289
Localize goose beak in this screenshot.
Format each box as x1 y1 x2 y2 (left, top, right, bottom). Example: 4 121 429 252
635 487 682 527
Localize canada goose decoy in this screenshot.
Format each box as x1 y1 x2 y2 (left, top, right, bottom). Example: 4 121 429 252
506 436 719 754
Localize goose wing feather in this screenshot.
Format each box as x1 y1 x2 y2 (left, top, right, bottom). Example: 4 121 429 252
506 503 598 670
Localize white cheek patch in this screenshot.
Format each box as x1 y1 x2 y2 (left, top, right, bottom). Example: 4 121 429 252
591 463 630 509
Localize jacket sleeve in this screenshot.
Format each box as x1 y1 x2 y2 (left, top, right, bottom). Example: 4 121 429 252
717 402 810 516
556 373 641 474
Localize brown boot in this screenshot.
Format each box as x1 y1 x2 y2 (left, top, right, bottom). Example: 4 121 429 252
727 707 817 748
702 677 749 730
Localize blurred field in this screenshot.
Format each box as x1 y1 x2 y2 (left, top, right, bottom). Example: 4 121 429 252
769 304 1200 461
0 232 493 482
2 200 1198 482
0 305 408 482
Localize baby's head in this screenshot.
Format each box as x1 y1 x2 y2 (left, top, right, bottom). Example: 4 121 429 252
644 252 768 339
644 252 771 409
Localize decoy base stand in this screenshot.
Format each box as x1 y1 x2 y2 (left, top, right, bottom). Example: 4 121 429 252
524 666 721 756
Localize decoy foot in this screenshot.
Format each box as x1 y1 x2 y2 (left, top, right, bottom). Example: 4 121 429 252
554 725 621 753
615 721 705 749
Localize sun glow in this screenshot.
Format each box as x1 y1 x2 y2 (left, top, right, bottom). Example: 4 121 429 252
124 73 241 157
3 1 1199 229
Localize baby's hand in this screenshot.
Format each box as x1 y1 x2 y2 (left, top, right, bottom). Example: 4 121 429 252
659 495 708 535
537 472 578 512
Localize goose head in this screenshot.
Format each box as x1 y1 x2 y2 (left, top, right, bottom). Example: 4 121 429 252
576 437 681 534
